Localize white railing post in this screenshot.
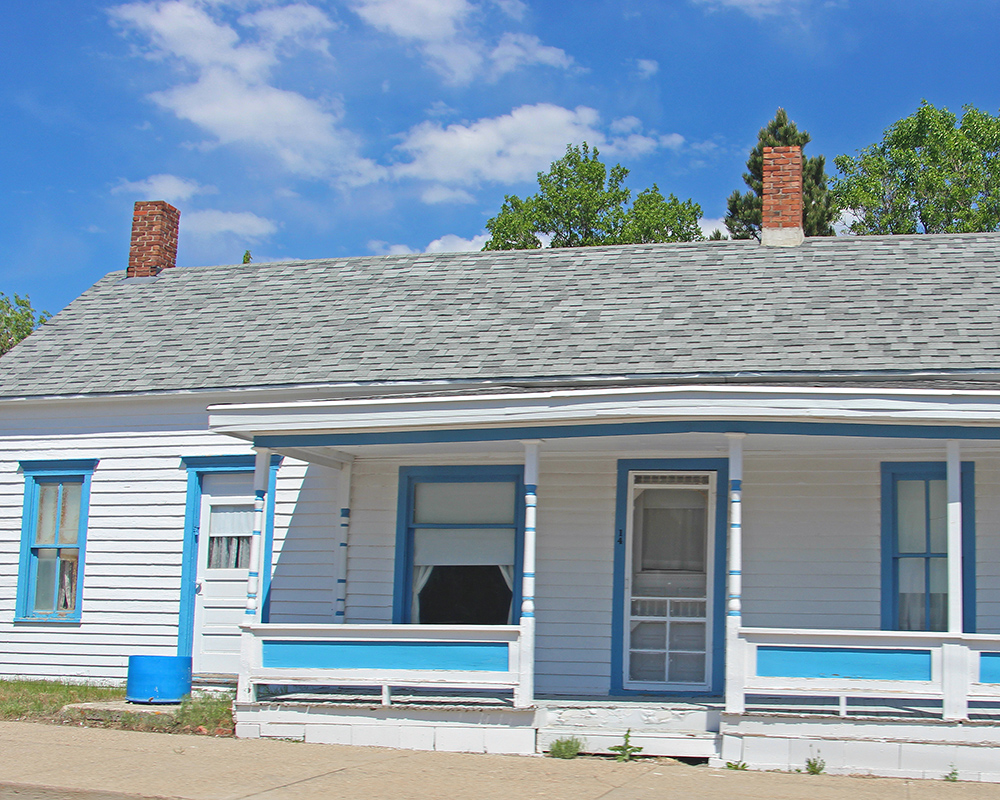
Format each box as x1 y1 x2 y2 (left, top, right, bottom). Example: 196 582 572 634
236 624 257 703
942 641 970 720
515 441 540 708
245 448 270 622
946 441 964 633
334 461 352 624
725 433 746 713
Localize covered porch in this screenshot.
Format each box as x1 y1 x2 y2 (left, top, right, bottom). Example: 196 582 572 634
207 384 1000 771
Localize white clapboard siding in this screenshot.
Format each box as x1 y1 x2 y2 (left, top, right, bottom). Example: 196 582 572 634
0 395 339 681
266 459 341 625
974 458 1000 634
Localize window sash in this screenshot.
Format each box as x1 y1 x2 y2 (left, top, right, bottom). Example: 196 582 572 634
18 464 95 622
882 463 975 634
397 468 524 625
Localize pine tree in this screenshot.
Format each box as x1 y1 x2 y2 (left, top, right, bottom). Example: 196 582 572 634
725 109 836 240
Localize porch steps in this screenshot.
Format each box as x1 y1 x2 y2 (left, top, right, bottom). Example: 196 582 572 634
534 698 721 758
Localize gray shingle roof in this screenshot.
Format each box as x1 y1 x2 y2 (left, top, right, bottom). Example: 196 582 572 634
3 233 1000 398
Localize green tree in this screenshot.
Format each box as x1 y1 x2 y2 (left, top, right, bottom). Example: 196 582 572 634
0 293 50 356
832 101 1000 235
725 108 836 240
483 143 703 250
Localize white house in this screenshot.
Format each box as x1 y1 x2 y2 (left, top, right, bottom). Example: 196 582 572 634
5 146 1000 779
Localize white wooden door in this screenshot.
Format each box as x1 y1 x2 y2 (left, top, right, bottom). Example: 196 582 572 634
623 471 716 692
193 473 255 675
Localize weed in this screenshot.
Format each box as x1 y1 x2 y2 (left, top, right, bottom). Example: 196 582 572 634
725 761 748 770
548 736 584 759
608 729 643 762
805 755 826 775
175 693 235 734
943 765 959 782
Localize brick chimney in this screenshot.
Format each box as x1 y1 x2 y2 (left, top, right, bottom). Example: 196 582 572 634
761 145 804 247
127 201 180 278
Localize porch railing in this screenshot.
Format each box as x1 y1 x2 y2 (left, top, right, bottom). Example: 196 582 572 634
237 623 527 707
727 626 1000 720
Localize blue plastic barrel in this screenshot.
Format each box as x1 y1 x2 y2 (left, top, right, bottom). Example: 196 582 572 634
126 655 193 704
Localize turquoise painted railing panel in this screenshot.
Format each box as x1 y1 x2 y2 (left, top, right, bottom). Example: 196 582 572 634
756 646 932 681
261 640 510 672
979 652 1000 684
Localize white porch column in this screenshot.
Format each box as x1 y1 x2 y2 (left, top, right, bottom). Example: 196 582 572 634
334 461 353 624
516 440 540 708
947 440 964 633
725 433 746 713
245 447 271 621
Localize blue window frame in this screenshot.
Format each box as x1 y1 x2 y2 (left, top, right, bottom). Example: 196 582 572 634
16 459 98 622
393 465 524 625
881 462 975 632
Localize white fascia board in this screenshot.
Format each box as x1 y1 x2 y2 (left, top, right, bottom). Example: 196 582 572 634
208 384 1000 436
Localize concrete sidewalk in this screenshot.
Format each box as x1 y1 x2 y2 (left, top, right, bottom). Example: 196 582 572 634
2 722 1000 800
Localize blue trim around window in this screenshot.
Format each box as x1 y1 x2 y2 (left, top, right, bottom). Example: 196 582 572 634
880 461 976 633
177 454 282 658
393 465 525 625
612 458 729 696
256 420 1000 451
15 459 99 623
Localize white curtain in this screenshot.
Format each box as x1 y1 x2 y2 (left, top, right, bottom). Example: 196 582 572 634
411 565 435 623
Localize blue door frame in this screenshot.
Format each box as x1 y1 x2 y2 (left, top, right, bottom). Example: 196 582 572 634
612 458 729 696
177 455 281 659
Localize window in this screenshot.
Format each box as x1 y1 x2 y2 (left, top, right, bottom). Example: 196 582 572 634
16 460 98 622
881 462 975 632
206 504 253 570
395 466 523 625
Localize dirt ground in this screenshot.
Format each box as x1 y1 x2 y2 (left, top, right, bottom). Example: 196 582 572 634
3 721 1000 800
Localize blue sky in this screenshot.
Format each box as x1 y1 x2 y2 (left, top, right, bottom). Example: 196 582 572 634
3 0 1000 316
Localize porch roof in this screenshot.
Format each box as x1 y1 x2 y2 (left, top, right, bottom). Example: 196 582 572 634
207 384 1000 462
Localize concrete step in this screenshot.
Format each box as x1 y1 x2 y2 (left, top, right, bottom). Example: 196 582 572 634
535 699 722 758
537 726 720 758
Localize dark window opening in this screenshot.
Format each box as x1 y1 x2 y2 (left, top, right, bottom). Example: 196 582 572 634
417 565 512 625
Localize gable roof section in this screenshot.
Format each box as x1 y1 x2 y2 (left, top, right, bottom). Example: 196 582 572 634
3 233 1000 399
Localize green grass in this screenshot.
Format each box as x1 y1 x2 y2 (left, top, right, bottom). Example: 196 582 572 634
0 679 124 721
0 679 234 736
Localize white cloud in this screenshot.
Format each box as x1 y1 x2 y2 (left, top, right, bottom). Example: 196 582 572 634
491 0 527 20
367 239 417 255
394 103 684 189
369 232 489 254
693 0 801 16
489 33 574 78
659 133 686 149
421 185 476 204
112 173 217 202
349 0 472 41
635 58 659 78
698 217 727 238
184 209 279 239
110 1 381 185
346 0 572 84
610 116 642 134
238 3 337 53
425 232 488 252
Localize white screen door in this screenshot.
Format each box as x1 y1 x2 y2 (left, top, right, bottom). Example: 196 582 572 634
624 471 715 692
193 473 255 674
